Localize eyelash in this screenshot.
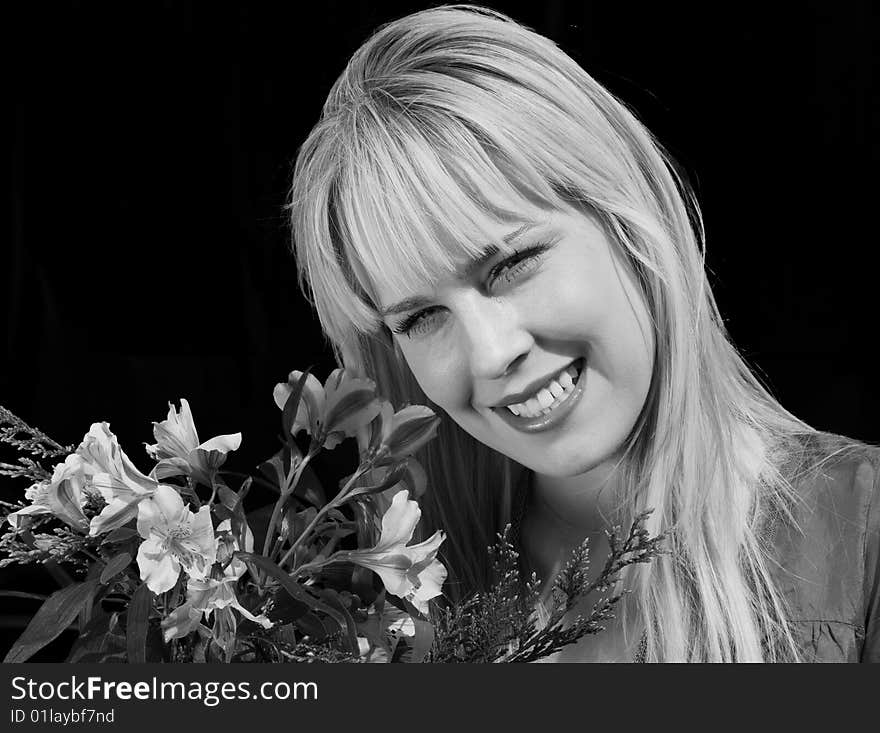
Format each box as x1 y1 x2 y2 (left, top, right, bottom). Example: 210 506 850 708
390 243 550 338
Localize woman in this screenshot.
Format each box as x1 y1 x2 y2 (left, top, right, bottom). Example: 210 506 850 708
287 5 879 662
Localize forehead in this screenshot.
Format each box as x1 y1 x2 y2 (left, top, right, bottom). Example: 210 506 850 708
325 101 566 320
333 157 557 314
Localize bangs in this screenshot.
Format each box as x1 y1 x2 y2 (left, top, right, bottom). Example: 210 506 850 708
330 99 564 319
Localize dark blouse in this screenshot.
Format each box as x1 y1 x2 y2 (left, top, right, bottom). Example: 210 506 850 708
769 433 880 662
510 432 880 662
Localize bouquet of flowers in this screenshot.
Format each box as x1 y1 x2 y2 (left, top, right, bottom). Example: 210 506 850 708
0 369 665 663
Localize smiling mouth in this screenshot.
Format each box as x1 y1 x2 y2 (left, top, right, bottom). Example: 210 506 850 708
491 357 587 433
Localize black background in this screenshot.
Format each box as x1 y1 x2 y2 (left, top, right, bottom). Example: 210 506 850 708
2 1 877 658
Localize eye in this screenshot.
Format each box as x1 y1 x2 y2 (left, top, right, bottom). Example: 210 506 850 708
390 306 446 339
487 243 550 290
389 241 554 340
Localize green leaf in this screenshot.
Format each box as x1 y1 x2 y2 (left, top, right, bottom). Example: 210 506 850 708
283 506 317 545
99 552 132 584
292 463 326 507
4 579 101 662
395 616 434 663
217 483 240 513
0 591 47 602
295 611 332 642
345 462 410 500
103 526 139 543
268 589 311 626
237 552 348 632
237 552 314 611
126 583 153 663
217 483 249 549
67 610 125 663
314 588 359 653
352 565 378 606
258 446 299 493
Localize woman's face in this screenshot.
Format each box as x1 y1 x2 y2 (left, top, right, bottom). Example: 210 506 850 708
374 205 655 478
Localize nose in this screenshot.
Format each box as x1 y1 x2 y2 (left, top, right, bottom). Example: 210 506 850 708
458 294 533 382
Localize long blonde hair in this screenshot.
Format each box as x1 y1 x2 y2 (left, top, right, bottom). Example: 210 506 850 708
288 4 817 661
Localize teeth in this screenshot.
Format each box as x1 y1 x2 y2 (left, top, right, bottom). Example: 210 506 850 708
503 361 582 418
536 389 554 409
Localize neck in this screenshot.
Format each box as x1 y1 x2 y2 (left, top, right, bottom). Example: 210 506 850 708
531 458 624 537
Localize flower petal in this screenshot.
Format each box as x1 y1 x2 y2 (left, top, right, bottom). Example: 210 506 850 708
148 399 200 460
352 553 416 598
136 485 186 538
230 597 273 629
78 423 155 494
161 601 204 642
321 370 381 438
409 558 448 614
180 506 217 578
187 433 242 483
21 454 89 532
137 537 182 594
385 406 440 460
184 578 220 612
375 490 419 550
150 457 192 481
6 503 53 529
273 371 324 436
401 529 446 564
196 433 242 455
89 494 144 536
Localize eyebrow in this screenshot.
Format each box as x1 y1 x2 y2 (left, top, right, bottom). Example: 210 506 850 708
378 222 537 318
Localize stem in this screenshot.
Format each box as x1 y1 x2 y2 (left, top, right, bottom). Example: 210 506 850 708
260 447 318 557
269 536 284 564
80 548 101 563
288 545 356 579
278 464 370 570
320 533 342 559
219 471 281 495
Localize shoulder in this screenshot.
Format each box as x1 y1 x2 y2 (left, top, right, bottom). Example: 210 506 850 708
786 430 878 505
783 431 879 535
771 431 880 661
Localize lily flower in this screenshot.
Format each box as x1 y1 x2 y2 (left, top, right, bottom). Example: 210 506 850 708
272 370 325 440
136 485 216 594
4 483 53 529
6 454 95 532
7 423 161 536
362 401 440 463
333 490 446 615
273 368 381 450
77 422 159 536
145 399 241 487
161 520 271 642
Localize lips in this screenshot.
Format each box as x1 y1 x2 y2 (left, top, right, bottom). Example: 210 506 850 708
491 357 587 433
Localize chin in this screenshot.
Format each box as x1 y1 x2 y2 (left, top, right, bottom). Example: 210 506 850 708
532 434 625 478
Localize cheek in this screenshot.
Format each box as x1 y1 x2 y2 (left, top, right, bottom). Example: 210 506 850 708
526 267 606 337
400 344 471 412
